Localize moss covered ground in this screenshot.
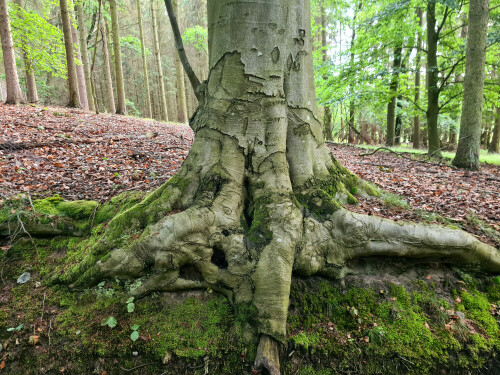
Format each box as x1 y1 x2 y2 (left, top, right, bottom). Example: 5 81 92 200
0 192 499 374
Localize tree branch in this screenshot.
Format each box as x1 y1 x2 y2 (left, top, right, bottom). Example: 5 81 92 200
437 7 450 36
163 0 202 99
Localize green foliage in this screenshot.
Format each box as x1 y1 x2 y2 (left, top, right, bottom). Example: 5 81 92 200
121 35 151 56
183 25 208 52
9 3 66 78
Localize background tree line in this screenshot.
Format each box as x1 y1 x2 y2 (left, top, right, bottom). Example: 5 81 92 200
312 0 499 168
0 0 498 169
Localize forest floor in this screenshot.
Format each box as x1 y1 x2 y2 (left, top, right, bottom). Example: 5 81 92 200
1 103 499 247
1 104 499 375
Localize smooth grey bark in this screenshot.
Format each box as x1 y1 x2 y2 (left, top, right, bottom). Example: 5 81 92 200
100 22 116 114
109 0 126 114
0 0 24 104
50 2 500 375
452 0 490 170
60 0 81 108
151 2 168 121
70 8 89 110
77 3 96 111
489 106 500 153
386 45 402 146
136 0 152 118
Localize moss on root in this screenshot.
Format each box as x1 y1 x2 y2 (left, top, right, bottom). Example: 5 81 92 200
1 234 499 374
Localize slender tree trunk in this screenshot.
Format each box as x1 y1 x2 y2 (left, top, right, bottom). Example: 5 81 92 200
136 0 152 118
426 2 441 156
60 0 81 108
321 5 333 141
109 0 126 114
101 23 116 114
452 0 490 170
70 8 89 110
151 2 168 121
386 45 402 146
413 9 423 149
77 3 96 111
0 0 24 104
172 0 188 122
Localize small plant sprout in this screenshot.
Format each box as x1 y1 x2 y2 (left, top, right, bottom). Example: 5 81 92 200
130 324 140 342
100 316 118 328
126 297 135 313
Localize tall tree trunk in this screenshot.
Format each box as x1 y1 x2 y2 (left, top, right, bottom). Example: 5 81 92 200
0 0 23 104
151 2 168 121
413 9 423 149
136 0 152 118
386 45 402 146
51 3 500 375
321 5 333 141
452 0 490 170
60 0 81 108
77 3 96 111
13 0 37 103
101 22 116 114
70 8 89 110
172 0 188 123
109 0 126 114
426 2 441 156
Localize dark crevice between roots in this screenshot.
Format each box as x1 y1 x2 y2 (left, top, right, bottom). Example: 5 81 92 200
211 247 229 269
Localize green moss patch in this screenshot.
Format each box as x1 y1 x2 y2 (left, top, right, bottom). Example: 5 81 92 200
286 277 499 374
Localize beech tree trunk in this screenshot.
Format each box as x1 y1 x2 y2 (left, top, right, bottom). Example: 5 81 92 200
151 2 168 121
70 8 89 110
49 2 500 374
77 3 96 111
101 22 116 114
452 0 490 170
0 0 24 104
109 0 126 114
489 106 500 153
60 0 81 108
136 0 152 118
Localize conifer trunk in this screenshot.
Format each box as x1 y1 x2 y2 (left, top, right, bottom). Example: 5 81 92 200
77 3 96 111
109 0 126 114
173 0 188 123
60 0 81 108
136 0 152 118
70 8 89 110
101 22 116 114
151 2 168 121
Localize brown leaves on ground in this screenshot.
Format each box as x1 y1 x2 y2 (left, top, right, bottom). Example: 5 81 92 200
0 104 192 202
329 143 499 247
0 104 498 246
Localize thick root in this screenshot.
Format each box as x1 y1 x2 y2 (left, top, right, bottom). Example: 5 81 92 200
254 335 281 375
